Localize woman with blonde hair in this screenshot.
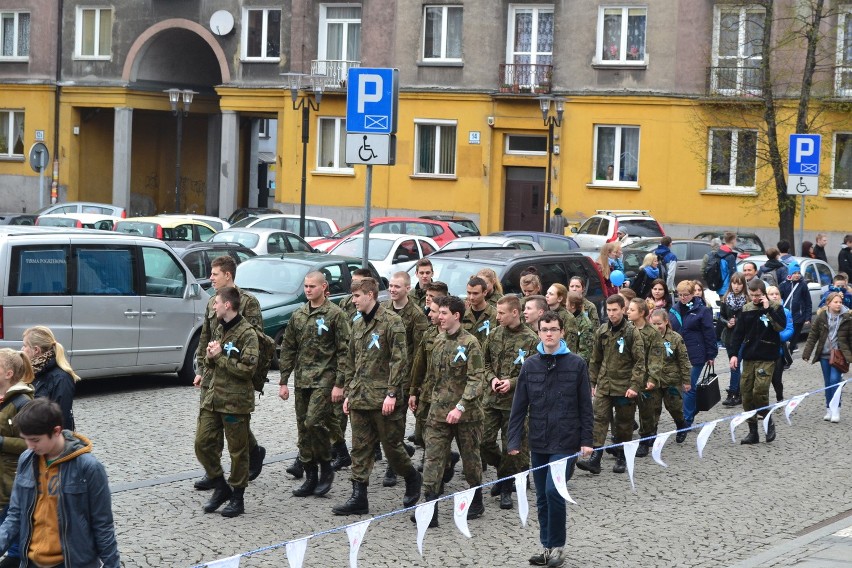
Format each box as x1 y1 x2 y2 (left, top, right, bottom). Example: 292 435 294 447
545 283 579 352
630 252 660 299
477 268 504 307
519 271 542 297
22 326 78 431
597 242 624 296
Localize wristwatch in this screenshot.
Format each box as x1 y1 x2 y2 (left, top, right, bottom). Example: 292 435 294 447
386 392 396 398
455 403 465 413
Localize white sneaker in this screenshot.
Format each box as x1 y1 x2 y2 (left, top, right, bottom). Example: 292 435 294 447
831 408 840 423
824 409 832 421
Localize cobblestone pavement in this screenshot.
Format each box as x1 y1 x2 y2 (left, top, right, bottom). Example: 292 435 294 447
73 352 851 568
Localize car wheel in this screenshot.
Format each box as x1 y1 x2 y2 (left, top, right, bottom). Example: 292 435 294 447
178 332 201 385
271 328 285 371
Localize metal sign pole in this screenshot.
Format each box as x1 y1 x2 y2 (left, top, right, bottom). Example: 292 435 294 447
362 164 373 269
798 195 805 251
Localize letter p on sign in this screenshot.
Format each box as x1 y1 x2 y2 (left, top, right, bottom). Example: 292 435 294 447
795 138 814 162
357 74 383 113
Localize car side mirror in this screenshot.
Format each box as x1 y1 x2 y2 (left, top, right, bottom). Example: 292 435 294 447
570 227 578 233
187 282 203 299
381 277 389 289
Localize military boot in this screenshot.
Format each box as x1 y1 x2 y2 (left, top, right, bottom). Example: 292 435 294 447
500 485 513 510
765 416 776 443
635 441 650 458
286 457 304 479
731 392 742 406
202 477 233 513
675 421 689 444
403 442 416 457
193 474 216 491
740 422 759 445
576 450 602 475
490 480 503 497
330 442 352 471
722 389 736 406
374 443 383 462
403 469 423 507
409 492 439 527
314 461 335 496
383 468 398 487
442 451 460 484
292 463 319 497
248 445 266 481
220 487 245 518
468 488 485 519
612 449 627 474
332 480 369 516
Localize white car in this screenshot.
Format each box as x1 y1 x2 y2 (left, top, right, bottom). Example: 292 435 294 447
229 214 339 243
159 214 230 232
36 213 117 231
209 228 314 256
37 201 126 218
438 235 542 252
571 210 665 249
328 234 439 281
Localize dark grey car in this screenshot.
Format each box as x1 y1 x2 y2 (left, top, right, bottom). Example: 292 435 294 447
622 238 713 285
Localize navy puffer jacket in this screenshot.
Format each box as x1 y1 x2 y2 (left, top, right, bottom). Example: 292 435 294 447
669 297 718 365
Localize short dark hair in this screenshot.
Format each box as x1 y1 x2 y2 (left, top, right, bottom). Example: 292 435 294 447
212 255 237 278
14 398 63 436
497 295 521 312
467 276 487 292
777 240 791 253
415 258 433 270
747 278 766 294
660 236 672 247
352 268 373 278
766 247 780 260
351 276 378 297
437 295 465 318
606 294 626 308
724 231 737 244
539 310 563 329
743 261 758 272
217 286 241 311
426 281 449 296
524 295 547 312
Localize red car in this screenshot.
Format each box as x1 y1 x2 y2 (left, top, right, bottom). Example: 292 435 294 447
312 216 477 252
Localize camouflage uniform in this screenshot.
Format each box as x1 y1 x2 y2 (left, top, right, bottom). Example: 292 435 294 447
409 324 441 447
480 323 539 479
345 305 414 484
634 324 665 440
583 298 600 328
552 305 580 354
383 298 429 389
194 315 259 489
423 328 485 495
463 304 498 348
279 298 351 465
589 320 646 447
328 293 360 443
653 328 691 425
574 311 595 362
408 283 429 311
486 291 503 309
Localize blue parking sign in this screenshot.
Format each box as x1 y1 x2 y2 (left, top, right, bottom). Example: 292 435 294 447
346 68 398 135
789 134 821 176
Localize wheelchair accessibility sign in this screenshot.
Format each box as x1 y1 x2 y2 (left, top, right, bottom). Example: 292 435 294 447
346 68 398 135
346 133 396 165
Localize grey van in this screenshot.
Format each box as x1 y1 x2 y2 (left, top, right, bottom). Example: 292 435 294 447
0 226 208 380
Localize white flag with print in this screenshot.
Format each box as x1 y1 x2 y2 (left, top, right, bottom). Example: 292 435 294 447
453 488 476 538
548 459 576 504
729 410 758 442
623 441 640 491
514 472 530 527
206 554 241 568
785 393 808 424
346 519 371 568
285 537 309 568
415 499 437 556
696 420 719 458
762 402 786 435
829 379 848 413
651 432 673 468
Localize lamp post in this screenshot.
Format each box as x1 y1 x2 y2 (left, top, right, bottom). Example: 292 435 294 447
538 96 565 233
165 89 196 213
281 73 325 238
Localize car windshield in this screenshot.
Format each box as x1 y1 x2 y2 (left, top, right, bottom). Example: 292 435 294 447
38 217 77 227
424 258 499 296
735 235 764 253
115 221 158 237
210 231 260 248
235 260 311 295
331 222 365 239
619 220 663 238
230 216 258 228
332 238 393 261
448 222 479 237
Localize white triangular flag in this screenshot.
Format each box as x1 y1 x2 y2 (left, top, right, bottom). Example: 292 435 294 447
729 410 758 442
514 472 530 527
762 402 786 434
696 420 719 458
285 537 309 568
785 393 808 424
414 499 437 556
829 379 848 412
453 488 476 538
548 459 576 504
206 554 241 568
651 432 673 468
346 519 371 568
623 441 640 491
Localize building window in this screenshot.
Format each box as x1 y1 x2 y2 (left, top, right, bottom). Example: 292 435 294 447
595 7 646 65
258 119 270 139
505 6 553 87
317 117 352 172
593 125 639 184
710 6 765 96
707 128 757 191
414 120 457 177
0 12 29 60
0 111 24 158
832 133 852 193
505 135 547 155
836 9 852 97
75 7 112 59
317 5 361 81
242 8 281 61
423 6 463 61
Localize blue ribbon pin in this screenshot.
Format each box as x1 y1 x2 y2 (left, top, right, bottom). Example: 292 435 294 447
223 342 240 357
368 333 380 350
352 312 362 322
686 301 694 310
514 348 527 365
664 341 673 356
760 314 770 327
617 337 625 354
316 317 329 336
478 320 491 336
454 345 467 362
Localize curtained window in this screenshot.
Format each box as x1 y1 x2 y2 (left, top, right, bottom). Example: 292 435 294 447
0 110 24 157
597 7 646 63
415 121 457 176
833 133 852 192
423 6 463 60
76 7 111 58
594 125 640 183
317 117 352 172
707 128 757 190
0 12 29 59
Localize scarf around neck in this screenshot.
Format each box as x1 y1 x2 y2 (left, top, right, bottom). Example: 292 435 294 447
30 349 55 375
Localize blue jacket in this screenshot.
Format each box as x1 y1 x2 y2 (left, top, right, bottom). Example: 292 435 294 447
0 431 119 568
669 297 718 366
654 245 678 289
779 278 812 324
716 247 738 296
778 307 794 356
32 358 76 431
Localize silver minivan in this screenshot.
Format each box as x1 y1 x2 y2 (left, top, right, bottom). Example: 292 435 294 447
0 226 208 380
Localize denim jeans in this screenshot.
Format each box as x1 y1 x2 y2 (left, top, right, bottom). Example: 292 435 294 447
682 364 705 425
728 346 744 394
0 504 20 559
819 358 844 408
531 452 576 549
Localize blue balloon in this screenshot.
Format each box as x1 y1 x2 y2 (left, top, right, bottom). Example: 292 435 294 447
609 269 625 287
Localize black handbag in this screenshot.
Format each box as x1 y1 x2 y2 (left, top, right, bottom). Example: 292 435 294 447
696 363 721 412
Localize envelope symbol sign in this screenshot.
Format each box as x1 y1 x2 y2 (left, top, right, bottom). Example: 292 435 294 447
800 163 817 174
365 115 388 129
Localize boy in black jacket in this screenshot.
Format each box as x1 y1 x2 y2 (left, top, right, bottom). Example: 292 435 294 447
729 279 786 444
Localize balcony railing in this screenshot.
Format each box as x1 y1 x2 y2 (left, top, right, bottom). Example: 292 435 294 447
311 60 361 88
707 65 764 97
835 65 852 97
498 63 553 94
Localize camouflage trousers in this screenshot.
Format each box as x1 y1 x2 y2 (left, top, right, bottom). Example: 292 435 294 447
195 408 250 488
652 386 684 427
592 393 636 448
480 407 529 478
742 360 774 424
637 389 659 439
198 385 258 456
349 407 414 485
295 387 333 464
423 419 482 495
328 400 348 445
413 400 431 448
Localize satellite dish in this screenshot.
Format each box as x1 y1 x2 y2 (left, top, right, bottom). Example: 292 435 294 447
209 10 234 36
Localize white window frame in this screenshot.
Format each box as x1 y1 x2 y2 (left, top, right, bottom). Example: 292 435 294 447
258 119 270 139
710 5 765 96
422 5 463 62
830 131 852 196
318 4 361 62
591 124 640 186
0 110 24 159
505 4 554 88
594 6 648 66
705 128 758 193
241 7 282 62
504 134 547 156
315 116 353 173
413 119 457 178
0 11 29 61
835 7 852 97
74 6 112 60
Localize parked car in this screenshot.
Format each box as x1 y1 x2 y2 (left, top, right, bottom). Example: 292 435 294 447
328 233 439 281
159 214 230 232
489 230 579 252
312 216 477 252
694 231 766 258
419 215 480 236
36 213 117 231
37 201 126 218
570 210 665 249
622 238 713 286
0 213 36 225
230 213 339 242
438 235 543 252
233 252 388 365
172 241 256 289
114 216 216 243
226 207 283 225
208 228 313 255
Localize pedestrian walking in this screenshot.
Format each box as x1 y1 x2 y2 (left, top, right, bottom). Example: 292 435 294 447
550 208 567 235
567 292 594 362
757 248 789 287
720 273 747 407
802 291 852 423
813 234 828 263
627 299 664 458
545 284 579 353
648 310 691 443
523 295 548 332
463 276 498 346
779 261 811 353
654 236 678 291
409 258 434 310
21 326 78 432
703 231 738 295
598 242 623 297
477 268 504 308
520 271 543 297
766 286 794 402
630 252 660 300
839 234 852 277
648 279 672 311
568 276 600 328
801 240 815 259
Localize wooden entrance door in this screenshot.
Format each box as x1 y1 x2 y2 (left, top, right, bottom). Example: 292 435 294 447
503 167 545 231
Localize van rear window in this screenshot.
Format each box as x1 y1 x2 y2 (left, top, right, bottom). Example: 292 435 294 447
11 247 69 295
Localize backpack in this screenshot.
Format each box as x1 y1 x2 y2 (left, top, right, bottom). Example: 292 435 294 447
703 250 734 292
656 253 669 285
760 268 780 288
253 329 276 394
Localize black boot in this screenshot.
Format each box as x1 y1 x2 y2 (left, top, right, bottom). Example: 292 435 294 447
383 468 398 487
722 389 736 407
576 450 602 475
635 442 650 458
741 422 759 445
330 442 352 471
613 449 627 473
292 463 319 497
410 492 439 527
193 474 217 491
731 392 742 406
374 443 383 462
220 487 245 518
403 469 423 507
248 445 266 481
286 457 304 479
499 485 513 510
675 421 689 444
765 417 776 443
202 477 233 513
468 488 484 519
332 480 369 515
490 480 503 497
403 442 416 457
442 451 460 484
314 461 335 496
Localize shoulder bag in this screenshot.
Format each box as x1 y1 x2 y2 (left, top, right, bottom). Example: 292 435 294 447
696 362 721 412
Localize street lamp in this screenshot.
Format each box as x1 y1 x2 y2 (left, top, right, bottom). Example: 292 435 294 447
281 73 326 238
164 89 196 213
538 96 565 233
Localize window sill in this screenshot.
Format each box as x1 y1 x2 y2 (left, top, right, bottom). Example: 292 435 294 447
417 60 464 67
0 156 25 162
591 61 648 71
825 192 852 199
311 169 355 177
699 188 758 196
73 55 111 61
586 182 640 190
410 174 457 181
240 57 281 63
0 57 29 63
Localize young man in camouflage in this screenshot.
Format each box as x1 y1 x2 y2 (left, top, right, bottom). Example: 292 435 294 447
194 286 260 517
463 276 498 346
481 295 539 509
193 256 266 491
523 295 548 332
332 277 422 515
409 258 434 310
577 294 646 475
278 271 351 498
567 292 595 362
